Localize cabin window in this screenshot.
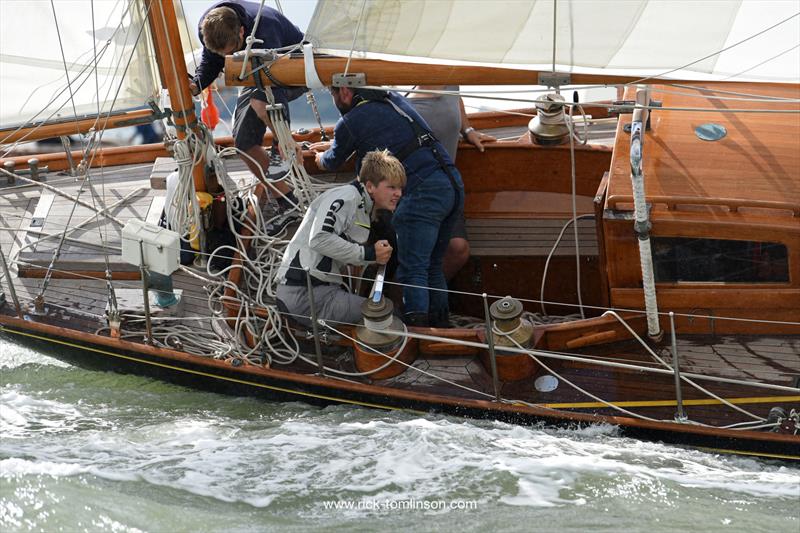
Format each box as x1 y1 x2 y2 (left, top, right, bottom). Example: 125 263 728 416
652 237 789 283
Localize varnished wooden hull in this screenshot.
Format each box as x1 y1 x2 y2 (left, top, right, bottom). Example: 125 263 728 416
2 316 797 462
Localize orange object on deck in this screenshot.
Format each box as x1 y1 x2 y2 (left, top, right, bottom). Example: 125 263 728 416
201 89 220 130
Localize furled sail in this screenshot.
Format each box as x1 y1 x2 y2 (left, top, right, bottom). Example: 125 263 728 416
306 0 800 83
0 0 160 129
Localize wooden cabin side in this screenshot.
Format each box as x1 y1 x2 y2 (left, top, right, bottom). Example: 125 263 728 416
602 83 800 334
448 106 615 317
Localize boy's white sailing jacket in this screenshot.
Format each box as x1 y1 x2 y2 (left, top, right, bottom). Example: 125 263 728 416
277 181 375 287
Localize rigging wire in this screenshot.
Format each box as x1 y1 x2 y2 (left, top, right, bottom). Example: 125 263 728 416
666 83 800 101
238 0 268 81
627 11 800 86
343 0 368 77
34 1 154 302
8 253 800 398
551 0 557 75
722 44 800 81
49 0 82 133
362 85 800 114
0 9 127 152
178 0 199 76
401 86 800 103
88 1 114 307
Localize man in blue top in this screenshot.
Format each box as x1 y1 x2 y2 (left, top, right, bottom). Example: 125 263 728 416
314 86 465 327
191 1 304 228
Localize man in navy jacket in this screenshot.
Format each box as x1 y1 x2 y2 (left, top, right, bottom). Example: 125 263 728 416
192 1 304 220
314 87 464 327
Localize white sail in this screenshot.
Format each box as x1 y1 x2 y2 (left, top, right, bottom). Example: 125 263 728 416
0 0 160 129
306 0 800 83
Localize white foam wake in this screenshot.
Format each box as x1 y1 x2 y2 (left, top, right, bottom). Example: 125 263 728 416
2 407 797 510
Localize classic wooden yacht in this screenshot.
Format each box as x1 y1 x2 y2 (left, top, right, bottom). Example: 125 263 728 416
1 0 798 461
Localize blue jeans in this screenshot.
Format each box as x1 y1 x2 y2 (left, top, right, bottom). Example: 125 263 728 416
393 168 464 318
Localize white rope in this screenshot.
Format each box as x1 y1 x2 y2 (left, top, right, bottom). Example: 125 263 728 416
238 0 268 81
539 214 594 316
565 102 585 319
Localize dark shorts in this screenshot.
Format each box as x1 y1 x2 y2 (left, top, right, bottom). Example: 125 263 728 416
232 87 306 151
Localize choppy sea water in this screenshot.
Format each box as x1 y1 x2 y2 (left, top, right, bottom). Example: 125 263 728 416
1 337 798 533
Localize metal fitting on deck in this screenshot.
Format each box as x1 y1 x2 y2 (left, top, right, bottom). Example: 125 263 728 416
528 94 571 145
3 161 15 184
490 296 534 348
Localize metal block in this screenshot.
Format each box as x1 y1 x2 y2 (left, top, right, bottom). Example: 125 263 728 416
538 72 571 88
332 73 366 87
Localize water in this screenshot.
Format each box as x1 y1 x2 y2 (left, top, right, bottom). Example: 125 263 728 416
1 337 798 532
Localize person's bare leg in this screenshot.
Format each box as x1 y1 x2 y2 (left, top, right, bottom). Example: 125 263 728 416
245 99 293 198
241 146 291 196
443 237 470 282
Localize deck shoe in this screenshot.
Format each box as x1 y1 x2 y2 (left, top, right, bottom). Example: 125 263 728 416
402 312 429 327
276 190 299 211
267 147 290 180
266 209 301 237
429 310 451 328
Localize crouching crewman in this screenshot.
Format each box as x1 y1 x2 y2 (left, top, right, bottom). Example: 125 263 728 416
276 150 405 326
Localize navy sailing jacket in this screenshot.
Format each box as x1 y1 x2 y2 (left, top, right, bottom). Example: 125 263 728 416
193 0 303 91
319 92 457 192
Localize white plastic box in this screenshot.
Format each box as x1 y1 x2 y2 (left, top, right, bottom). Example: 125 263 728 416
121 219 180 276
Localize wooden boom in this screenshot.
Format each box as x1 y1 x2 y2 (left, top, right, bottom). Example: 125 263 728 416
0 109 158 146
224 54 800 89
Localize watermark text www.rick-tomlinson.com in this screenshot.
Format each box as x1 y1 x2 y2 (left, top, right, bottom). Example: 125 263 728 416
321 499 479 512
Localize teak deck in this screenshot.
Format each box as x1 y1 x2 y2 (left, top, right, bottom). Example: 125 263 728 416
1 89 798 460
607 83 800 213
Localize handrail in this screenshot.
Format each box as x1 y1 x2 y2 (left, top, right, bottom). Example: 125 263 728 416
607 194 800 217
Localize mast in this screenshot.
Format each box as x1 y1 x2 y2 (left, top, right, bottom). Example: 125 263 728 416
147 0 206 193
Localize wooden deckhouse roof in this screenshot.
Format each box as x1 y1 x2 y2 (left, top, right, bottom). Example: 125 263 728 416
607 83 800 220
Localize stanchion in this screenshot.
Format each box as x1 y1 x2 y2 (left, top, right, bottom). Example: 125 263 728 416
304 267 325 376
670 312 687 422
139 240 153 345
482 293 501 401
